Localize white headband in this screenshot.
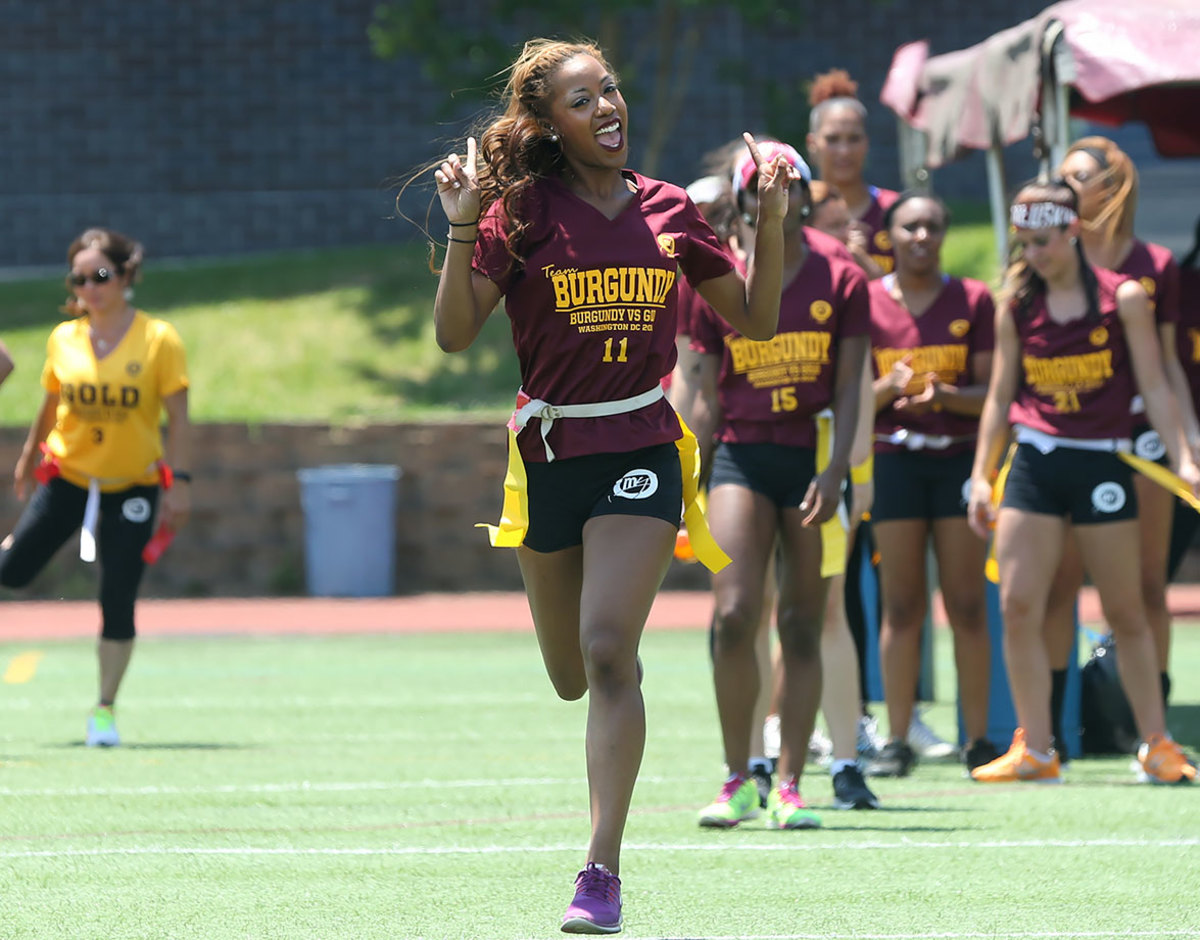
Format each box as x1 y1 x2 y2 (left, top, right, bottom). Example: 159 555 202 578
1011 202 1078 229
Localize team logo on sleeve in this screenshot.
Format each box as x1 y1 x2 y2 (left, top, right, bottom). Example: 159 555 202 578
873 230 892 251
949 319 970 338
1091 482 1126 514
656 234 679 259
121 497 152 523
1089 326 1109 346
613 469 659 500
1139 276 1156 297
809 300 833 323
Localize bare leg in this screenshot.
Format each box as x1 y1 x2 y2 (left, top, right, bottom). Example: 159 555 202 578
98 638 134 706
874 518 930 743
931 517 990 743
708 485 779 775
580 514 674 875
1075 520 1167 740
1134 475 1173 673
774 510 830 781
819 572 861 762
517 544 586 701
750 561 777 759
1043 535 1083 671
994 509 1065 753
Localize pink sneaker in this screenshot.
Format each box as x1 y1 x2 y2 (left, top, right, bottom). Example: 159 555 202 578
561 862 622 934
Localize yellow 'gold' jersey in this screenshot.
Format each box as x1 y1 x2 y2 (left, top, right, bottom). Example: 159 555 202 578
41 311 188 491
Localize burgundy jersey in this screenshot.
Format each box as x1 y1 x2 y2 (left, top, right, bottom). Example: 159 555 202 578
1009 266 1136 439
1115 239 1179 326
1175 264 1200 410
870 276 995 455
473 172 733 462
857 186 900 275
691 230 870 447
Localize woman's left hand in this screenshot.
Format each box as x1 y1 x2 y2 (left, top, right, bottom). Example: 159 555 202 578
799 468 843 527
742 132 797 224
161 484 191 531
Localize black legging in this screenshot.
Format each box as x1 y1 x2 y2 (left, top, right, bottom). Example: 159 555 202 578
0 478 159 639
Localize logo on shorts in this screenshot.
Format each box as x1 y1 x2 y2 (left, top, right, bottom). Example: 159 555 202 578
949 319 970 338
1134 429 1166 462
122 497 152 523
1091 482 1126 514
960 478 972 506
809 300 832 323
613 470 659 500
1089 326 1108 346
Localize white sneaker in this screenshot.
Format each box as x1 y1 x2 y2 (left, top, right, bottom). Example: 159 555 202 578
907 708 955 759
808 726 833 767
763 714 781 761
856 714 885 759
86 706 120 747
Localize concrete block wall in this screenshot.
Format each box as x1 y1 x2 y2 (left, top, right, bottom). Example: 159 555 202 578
0 422 712 599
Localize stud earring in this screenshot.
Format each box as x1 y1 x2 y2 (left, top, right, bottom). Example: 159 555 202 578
741 212 753 224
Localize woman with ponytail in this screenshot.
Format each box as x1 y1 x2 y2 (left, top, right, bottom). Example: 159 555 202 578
966 180 1197 785
1040 137 1198 755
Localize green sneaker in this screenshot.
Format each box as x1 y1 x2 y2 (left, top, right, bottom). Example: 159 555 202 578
767 778 821 830
86 705 120 747
698 773 761 828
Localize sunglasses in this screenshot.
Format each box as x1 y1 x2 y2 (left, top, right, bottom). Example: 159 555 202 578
66 268 115 288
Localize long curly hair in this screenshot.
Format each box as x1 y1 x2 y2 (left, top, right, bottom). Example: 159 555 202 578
472 38 615 271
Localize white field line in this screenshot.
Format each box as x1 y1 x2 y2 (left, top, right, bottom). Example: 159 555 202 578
2 838 1198 859
527 932 1200 940
0 776 598 797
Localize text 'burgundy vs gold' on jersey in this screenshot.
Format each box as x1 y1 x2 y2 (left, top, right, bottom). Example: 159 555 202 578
690 230 870 448
473 172 732 463
870 276 995 455
1008 266 1135 440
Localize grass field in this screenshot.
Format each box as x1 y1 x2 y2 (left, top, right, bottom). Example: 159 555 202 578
0 213 999 428
3 621 1198 939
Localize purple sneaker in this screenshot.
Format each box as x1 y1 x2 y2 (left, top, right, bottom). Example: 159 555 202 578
561 861 623 934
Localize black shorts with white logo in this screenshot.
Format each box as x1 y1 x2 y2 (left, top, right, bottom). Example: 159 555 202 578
872 449 973 522
1000 442 1138 524
709 441 818 509
522 442 683 553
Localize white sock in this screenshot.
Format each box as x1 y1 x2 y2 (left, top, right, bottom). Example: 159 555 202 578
830 759 856 776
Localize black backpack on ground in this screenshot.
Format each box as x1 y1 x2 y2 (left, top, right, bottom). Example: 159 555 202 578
1079 634 1140 755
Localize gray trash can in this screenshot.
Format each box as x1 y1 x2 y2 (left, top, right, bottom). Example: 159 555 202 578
296 464 401 597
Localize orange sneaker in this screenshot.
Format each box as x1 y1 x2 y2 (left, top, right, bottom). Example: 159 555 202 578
1137 735 1197 785
970 728 1061 783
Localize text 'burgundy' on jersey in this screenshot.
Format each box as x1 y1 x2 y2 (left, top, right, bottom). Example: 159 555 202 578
1009 266 1135 440
690 231 870 447
870 276 995 454
473 172 733 462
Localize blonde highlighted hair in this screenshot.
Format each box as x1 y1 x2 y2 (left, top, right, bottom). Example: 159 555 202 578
1063 136 1138 244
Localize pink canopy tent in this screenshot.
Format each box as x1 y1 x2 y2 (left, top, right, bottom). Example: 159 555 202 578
880 0 1200 259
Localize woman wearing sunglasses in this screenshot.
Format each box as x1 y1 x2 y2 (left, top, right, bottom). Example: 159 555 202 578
0 228 191 748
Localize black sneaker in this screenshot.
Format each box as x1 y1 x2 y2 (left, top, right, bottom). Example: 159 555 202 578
962 738 1000 771
750 766 772 809
866 739 916 777
831 763 880 809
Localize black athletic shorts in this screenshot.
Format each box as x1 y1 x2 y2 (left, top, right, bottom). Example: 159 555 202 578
872 449 973 522
1000 442 1138 524
522 442 683 553
708 441 818 509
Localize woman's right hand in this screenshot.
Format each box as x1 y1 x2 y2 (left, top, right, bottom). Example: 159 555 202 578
13 452 36 501
966 477 994 539
434 136 481 225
